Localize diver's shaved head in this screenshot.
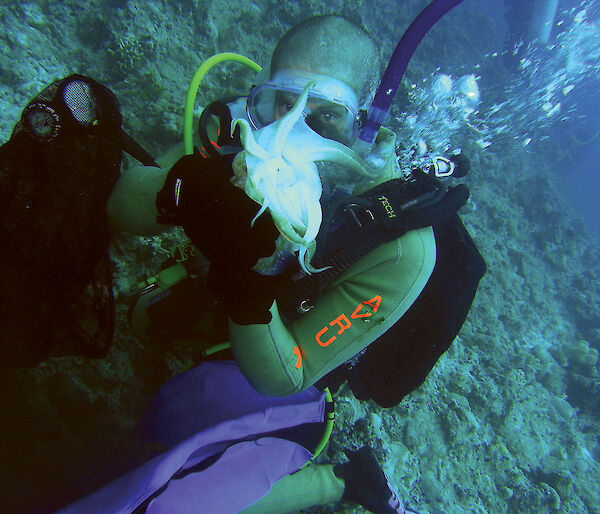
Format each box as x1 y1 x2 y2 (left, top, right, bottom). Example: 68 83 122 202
270 15 381 105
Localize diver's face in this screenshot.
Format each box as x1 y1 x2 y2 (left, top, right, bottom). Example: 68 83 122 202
246 69 360 145
273 90 355 144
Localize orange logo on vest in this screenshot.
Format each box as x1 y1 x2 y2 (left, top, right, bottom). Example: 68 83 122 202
315 295 382 347
293 346 303 369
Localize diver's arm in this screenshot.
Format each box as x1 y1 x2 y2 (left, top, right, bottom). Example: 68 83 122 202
106 138 195 236
106 164 171 235
229 303 304 395
106 146 242 238
230 227 436 396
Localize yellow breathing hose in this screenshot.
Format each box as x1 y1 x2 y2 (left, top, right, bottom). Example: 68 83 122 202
183 52 262 155
202 342 232 357
310 387 334 461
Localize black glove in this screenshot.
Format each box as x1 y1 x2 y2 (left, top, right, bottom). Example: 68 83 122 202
156 153 279 269
206 263 289 325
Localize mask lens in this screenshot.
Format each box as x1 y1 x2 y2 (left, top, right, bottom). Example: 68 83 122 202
247 86 276 128
305 102 355 144
247 84 358 144
274 90 300 118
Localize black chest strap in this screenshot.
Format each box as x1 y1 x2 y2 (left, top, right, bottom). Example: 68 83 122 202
277 170 470 319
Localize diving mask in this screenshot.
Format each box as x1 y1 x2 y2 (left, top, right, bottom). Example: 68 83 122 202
246 70 361 145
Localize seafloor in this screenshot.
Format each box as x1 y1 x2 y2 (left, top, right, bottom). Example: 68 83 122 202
0 1 598 513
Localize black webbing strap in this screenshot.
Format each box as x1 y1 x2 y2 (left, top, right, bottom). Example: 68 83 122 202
278 171 470 318
122 130 159 167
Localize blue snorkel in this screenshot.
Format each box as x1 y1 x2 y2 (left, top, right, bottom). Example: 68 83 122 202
354 0 465 156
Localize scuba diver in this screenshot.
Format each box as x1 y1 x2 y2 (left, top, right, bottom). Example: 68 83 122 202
81 10 482 511
502 0 587 70
503 0 560 54
2 1 484 512
109 10 485 405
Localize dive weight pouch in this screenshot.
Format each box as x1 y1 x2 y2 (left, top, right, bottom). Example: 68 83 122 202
0 74 123 366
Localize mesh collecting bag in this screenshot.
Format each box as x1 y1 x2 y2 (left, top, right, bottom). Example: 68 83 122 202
0 74 123 365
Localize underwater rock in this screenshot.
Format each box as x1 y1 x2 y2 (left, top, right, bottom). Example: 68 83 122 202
564 339 598 367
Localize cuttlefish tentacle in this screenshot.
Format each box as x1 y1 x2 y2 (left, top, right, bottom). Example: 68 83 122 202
235 120 269 161
251 199 269 226
272 80 316 155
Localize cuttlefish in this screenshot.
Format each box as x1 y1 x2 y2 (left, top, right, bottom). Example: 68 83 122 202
231 82 375 274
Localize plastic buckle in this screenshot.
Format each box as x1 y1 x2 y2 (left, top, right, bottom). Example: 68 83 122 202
344 203 375 229
432 156 455 177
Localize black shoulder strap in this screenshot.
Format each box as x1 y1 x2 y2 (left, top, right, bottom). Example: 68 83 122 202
122 130 158 167
277 170 470 319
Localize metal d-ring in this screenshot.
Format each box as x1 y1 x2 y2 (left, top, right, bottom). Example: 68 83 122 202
344 203 375 228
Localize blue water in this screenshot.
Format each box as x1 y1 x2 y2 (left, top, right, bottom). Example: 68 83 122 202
552 88 600 241
495 0 600 241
